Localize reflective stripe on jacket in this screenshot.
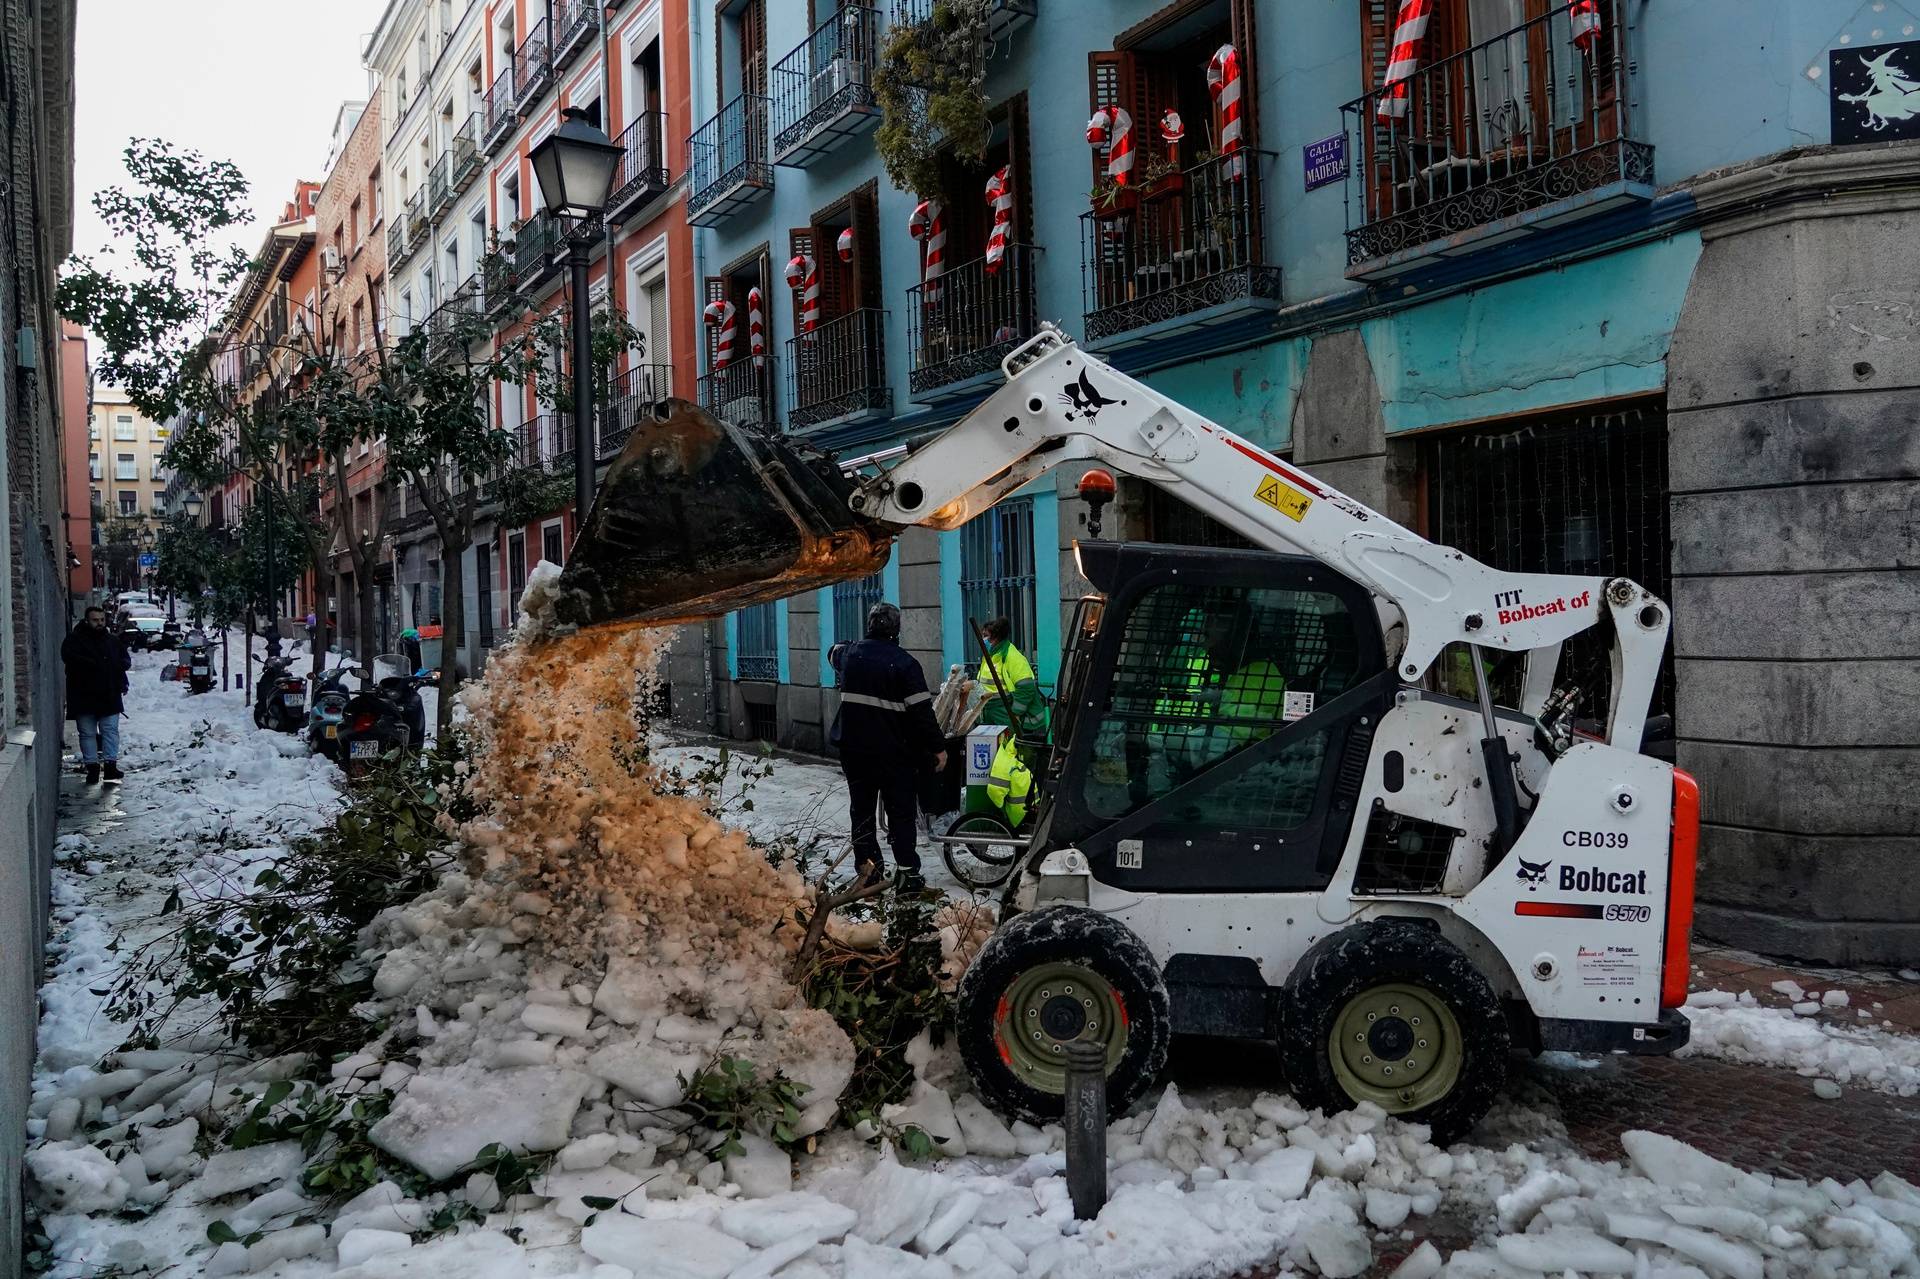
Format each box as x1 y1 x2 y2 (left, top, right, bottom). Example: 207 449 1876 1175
985 735 1034 827
829 637 945 773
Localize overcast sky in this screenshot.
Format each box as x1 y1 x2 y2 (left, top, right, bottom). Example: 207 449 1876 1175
73 0 389 268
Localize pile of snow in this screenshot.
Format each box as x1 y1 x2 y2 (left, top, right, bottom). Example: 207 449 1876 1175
1684 990 1920 1097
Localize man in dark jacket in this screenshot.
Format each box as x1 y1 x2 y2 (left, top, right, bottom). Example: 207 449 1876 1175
62 605 131 785
830 601 946 885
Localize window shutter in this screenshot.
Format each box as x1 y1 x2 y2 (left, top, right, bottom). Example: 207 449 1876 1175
704 275 725 371
787 229 814 333
1006 93 1032 246
851 182 881 310
1230 0 1260 148
1361 0 1393 94
1086 51 1133 187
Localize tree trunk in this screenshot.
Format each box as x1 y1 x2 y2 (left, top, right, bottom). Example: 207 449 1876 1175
357 570 379 666
438 535 464 736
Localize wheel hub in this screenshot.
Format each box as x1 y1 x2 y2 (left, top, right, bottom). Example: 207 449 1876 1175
1328 982 1464 1115
994 961 1128 1094
1040 994 1087 1040
1367 1015 1414 1060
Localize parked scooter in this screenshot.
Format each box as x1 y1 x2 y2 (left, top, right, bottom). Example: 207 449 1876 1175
177 631 215 695
252 651 307 733
306 663 364 760
335 658 434 778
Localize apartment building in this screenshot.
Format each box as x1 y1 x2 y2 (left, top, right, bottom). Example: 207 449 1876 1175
668 0 1920 965
84 384 172 590
367 0 695 675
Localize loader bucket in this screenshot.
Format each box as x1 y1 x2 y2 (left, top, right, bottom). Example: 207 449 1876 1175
552 398 896 631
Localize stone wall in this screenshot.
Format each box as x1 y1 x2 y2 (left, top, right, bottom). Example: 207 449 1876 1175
1667 144 1920 965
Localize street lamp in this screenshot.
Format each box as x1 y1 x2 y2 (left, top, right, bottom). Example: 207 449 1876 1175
529 105 623 528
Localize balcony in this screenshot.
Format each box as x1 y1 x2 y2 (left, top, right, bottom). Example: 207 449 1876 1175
428 152 452 214
889 0 1034 44
404 189 428 243
515 414 571 474
770 6 880 167
1079 150 1282 349
905 244 1038 402
606 111 671 223
552 0 597 70
450 113 484 195
483 66 517 153
1338 0 1650 278
786 308 888 429
513 18 552 110
698 358 775 430
386 217 408 265
428 275 484 357
510 211 565 292
598 363 675 457
687 94 771 227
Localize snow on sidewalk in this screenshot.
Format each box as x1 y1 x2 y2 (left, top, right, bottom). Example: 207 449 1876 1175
23 625 1920 1278
1681 990 1920 1098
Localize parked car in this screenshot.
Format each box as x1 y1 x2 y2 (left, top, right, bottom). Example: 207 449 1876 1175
117 606 167 651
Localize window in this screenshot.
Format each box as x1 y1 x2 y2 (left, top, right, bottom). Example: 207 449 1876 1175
736 602 778 682
90 486 101 510
503 173 521 226
89 453 101 480
370 168 383 224
352 301 366 352
830 570 884 669
507 531 528 621
350 197 363 247
370 278 384 338
152 493 167 516
541 520 564 567
397 69 409 110
718 0 768 99
1075 581 1364 827
113 414 135 440
958 497 1038 661
89 419 98 439
117 490 138 516
399 290 413 335
115 453 137 481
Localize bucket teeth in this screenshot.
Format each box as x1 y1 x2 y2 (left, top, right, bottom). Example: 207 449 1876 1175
553 399 895 630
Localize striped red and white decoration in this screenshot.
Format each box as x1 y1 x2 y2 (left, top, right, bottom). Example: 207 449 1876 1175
1207 43 1245 180
784 253 818 338
1569 0 1602 53
1375 0 1433 122
983 166 1014 276
836 226 854 263
702 298 736 372
909 199 946 305
746 286 765 370
1085 110 1110 146
1105 106 1135 186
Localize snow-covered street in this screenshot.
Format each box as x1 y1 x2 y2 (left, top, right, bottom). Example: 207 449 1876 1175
22 637 1920 1278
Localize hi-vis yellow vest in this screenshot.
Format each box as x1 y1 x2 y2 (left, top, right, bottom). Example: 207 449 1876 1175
985 736 1034 826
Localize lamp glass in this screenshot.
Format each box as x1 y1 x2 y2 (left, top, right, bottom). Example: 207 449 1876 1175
182 494 203 517
529 109 622 219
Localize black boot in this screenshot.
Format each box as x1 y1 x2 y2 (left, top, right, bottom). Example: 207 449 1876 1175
85 763 100 785
102 762 123 784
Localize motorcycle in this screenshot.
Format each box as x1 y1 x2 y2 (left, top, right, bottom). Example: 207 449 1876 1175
252 651 307 733
306 663 364 760
177 634 215 695
336 659 434 778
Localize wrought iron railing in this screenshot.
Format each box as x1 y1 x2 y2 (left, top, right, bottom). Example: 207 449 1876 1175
698 356 775 429
905 244 1038 396
428 275 484 355
1079 150 1281 341
515 414 569 473
510 211 564 289
483 253 518 314
386 218 407 264
1338 0 1647 268
889 0 1035 41
770 6 879 162
513 17 552 108
785 308 888 429
428 152 452 213
607 111 670 217
483 66 517 151
599 363 674 457
687 94 771 222
552 0 597 68
450 113 483 191
404 189 427 239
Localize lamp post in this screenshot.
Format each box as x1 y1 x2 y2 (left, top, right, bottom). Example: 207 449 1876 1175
529 105 623 530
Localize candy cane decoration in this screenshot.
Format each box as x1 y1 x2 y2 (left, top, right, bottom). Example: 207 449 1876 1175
702 298 736 372
1375 0 1432 122
746 286 765 370
1085 110 1110 146
1207 44 1245 181
784 253 818 339
983 166 1013 276
1158 108 1184 164
1106 106 1134 186
1569 0 1601 53
909 199 945 305
836 226 854 263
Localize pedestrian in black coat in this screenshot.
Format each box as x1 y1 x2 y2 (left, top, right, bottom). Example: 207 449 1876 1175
62 605 131 783
829 601 946 883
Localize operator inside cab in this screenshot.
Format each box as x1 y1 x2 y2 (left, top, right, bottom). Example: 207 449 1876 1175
978 617 1048 733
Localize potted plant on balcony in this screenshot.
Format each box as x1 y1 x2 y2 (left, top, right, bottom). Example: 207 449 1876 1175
872 0 993 199
1090 177 1135 243
1139 152 1184 204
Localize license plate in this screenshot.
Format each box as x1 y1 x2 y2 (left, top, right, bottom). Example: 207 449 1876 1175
283 694 304 707
191 664 208 674
349 740 379 759
325 725 338 739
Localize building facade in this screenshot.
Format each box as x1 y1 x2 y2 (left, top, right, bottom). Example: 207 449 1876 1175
2 0 76 1259
368 0 696 675
660 0 1920 965
84 384 172 592
58 320 91 602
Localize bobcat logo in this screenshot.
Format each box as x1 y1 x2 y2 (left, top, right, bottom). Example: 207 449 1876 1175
1060 370 1123 423
1515 856 1552 889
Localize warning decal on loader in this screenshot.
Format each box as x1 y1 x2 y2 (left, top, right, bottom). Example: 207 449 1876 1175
1254 475 1312 522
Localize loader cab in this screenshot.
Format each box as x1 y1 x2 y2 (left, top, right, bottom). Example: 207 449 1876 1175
1038 542 1395 893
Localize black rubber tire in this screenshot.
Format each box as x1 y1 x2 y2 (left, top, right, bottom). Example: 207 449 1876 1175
956 906 1171 1125
1279 920 1509 1146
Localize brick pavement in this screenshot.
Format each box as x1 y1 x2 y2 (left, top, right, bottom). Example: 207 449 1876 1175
1690 943 1920 1033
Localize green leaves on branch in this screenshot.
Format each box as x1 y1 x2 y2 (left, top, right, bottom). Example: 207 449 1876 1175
872 1 994 201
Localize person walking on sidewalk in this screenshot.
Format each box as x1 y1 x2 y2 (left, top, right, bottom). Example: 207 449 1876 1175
829 601 946 887
63 605 130 785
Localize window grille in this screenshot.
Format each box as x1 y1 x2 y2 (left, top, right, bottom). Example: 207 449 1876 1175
831 570 885 652
959 497 1037 662
736 601 779 682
